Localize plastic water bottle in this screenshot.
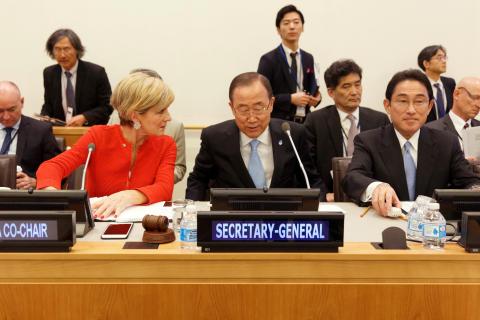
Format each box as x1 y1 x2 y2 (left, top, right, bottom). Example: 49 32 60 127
422 203 447 250
407 196 432 241
180 203 197 250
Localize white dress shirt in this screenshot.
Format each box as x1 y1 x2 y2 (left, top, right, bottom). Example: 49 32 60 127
61 60 79 118
449 111 471 149
0 118 21 155
428 77 447 119
240 128 274 187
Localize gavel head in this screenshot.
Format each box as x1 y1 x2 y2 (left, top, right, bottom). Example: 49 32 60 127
142 215 169 232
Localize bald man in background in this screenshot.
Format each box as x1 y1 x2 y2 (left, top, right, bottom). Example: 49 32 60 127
0 81 60 189
426 77 480 150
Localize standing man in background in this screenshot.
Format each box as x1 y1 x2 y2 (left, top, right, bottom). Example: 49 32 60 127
417 45 455 123
258 5 321 124
41 29 113 126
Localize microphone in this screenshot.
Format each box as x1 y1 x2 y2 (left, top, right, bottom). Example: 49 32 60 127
81 143 96 190
281 122 310 189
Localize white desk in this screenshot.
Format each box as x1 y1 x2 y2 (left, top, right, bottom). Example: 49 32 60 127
83 202 407 243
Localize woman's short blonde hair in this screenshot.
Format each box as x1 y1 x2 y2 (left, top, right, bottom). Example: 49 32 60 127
111 72 175 126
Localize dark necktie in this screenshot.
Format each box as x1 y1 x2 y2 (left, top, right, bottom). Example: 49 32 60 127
433 83 446 118
290 52 298 82
0 127 13 155
65 71 76 115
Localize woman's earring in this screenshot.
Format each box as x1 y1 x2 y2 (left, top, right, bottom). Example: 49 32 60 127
133 121 141 130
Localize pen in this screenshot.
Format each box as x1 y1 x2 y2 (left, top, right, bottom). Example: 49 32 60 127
360 206 371 218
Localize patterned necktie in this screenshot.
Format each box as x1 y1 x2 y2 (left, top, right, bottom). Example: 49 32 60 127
403 141 416 201
248 139 266 188
290 52 298 82
433 83 446 118
65 71 76 115
346 114 358 156
0 127 13 155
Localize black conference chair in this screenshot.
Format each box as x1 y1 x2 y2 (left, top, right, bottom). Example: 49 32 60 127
0 155 17 189
332 156 352 202
55 136 66 152
65 165 85 190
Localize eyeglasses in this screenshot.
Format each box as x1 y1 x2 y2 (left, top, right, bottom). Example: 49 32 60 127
234 105 269 117
53 47 74 54
458 87 480 102
391 99 430 110
431 54 448 61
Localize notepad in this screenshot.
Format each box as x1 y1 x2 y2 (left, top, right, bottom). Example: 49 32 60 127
91 198 175 222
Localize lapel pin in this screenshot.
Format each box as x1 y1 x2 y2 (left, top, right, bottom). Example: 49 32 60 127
278 140 283 146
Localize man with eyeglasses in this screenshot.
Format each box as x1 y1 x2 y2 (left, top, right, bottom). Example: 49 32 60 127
426 77 480 150
185 72 326 201
41 29 113 126
304 59 390 201
0 81 61 189
342 69 479 217
417 45 456 122
257 5 321 124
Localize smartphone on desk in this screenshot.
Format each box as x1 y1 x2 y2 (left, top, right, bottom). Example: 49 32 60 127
101 223 133 239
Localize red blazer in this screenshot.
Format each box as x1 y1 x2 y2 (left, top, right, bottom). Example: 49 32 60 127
36 125 176 203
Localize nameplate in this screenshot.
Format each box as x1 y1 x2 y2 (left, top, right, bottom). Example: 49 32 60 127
198 211 344 252
0 211 76 252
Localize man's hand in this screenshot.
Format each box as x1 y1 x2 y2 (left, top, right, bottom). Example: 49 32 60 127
16 172 36 190
67 114 87 127
371 183 401 217
308 91 322 107
291 92 311 107
326 192 334 202
91 190 148 220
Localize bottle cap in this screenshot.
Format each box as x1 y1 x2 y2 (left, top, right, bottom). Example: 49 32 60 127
427 202 440 210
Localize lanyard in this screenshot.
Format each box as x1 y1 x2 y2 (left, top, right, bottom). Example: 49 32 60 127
340 121 360 156
1 129 19 154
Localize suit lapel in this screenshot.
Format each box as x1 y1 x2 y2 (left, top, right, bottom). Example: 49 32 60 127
300 50 316 94
227 123 255 187
416 128 437 197
276 45 297 93
327 107 343 156
269 121 289 186
443 115 459 137
53 65 62 114
15 115 29 165
379 125 409 199
74 60 85 115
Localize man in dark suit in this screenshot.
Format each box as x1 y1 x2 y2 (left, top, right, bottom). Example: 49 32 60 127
426 77 480 139
304 60 390 201
418 45 456 122
342 70 479 216
0 81 61 189
257 5 321 124
41 29 113 126
186 72 326 201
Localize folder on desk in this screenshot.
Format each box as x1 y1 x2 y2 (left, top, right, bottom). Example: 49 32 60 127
91 199 174 222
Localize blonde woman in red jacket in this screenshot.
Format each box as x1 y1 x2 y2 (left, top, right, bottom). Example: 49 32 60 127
37 72 176 219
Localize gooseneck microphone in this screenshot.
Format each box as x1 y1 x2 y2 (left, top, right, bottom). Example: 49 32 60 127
81 143 96 190
281 122 311 189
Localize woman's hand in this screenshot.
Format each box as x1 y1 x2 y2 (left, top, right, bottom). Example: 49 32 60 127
92 190 147 219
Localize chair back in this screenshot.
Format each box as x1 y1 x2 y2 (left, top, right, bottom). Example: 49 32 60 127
55 137 66 151
66 165 85 190
332 156 352 202
0 155 16 189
